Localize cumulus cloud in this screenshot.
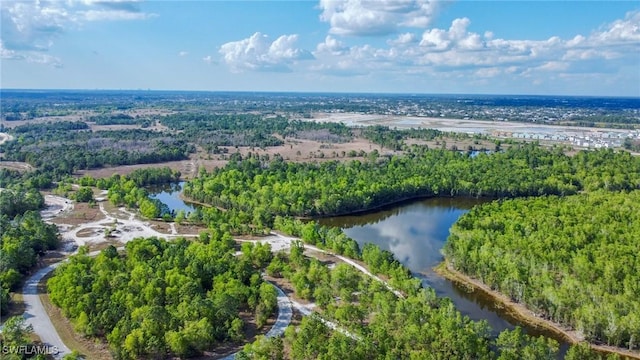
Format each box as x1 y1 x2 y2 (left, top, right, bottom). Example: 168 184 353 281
316 35 348 55
178 51 188 57
308 10 640 86
318 0 438 36
0 0 154 66
219 32 313 72
387 32 418 46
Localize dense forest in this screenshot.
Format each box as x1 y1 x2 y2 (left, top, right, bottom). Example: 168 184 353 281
48 235 277 359
0 189 58 315
443 191 640 350
237 236 619 359
0 122 193 176
158 113 353 152
184 146 640 220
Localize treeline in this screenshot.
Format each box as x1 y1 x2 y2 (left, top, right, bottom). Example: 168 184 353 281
1 122 193 176
184 146 640 220
158 113 353 152
443 191 640 350
360 125 444 150
48 235 277 359
0 169 53 189
623 138 640 152
88 113 152 127
12 120 90 133
272 216 360 259
239 239 566 360
160 113 286 150
79 167 181 188
0 188 44 218
1 209 58 315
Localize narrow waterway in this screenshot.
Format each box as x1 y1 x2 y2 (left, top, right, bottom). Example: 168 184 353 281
153 183 569 353
318 196 570 354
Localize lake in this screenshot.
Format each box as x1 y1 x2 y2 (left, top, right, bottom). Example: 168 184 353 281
148 181 197 215
319 196 570 354
155 184 568 352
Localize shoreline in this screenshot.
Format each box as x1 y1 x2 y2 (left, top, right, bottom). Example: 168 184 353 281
181 190 494 220
435 262 640 360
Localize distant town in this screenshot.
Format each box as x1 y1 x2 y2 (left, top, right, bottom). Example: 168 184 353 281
2 90 639 152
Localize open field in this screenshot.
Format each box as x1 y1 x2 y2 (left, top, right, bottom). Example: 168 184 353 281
312 112 639 150
76 136 382 179
312 112 632 135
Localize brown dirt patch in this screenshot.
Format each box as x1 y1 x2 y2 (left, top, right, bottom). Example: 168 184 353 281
264 275 314 307
41 250 68 266
174 223 206 236
76 227 103 238
52 202 104 226
149 221 172 234
0 161 34 172
86 240 124 253
218 136 382 163
4 292 26 320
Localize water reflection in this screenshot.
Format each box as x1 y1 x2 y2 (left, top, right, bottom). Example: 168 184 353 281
148 182 197 214
320 197 565 344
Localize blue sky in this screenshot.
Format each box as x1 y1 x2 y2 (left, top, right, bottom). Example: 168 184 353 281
1 1 639 96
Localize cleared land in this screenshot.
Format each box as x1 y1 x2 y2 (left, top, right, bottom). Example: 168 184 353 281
311 112 631 135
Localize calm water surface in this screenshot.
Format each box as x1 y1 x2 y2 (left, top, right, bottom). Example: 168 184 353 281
319 197 569 354
149 182 196 214
159 185 569 353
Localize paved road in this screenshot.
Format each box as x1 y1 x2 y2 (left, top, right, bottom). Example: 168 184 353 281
22 264 71 359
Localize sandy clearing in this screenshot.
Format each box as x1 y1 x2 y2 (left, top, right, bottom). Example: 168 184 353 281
42 195 74 220
0 161 34 172
34 197 294 360
35 196 377 358
0 132 14 145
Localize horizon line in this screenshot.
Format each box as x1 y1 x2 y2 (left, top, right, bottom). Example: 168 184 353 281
1 88 639 99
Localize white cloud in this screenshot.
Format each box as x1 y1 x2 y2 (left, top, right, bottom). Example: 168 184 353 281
202 55 214 64
536 61 570 72
318 0 438 36
178 51 188 57
316 36 348 55
387 32 418 46
219 32 313 72
591 10 640 44
0 40 25 60
0 0 154 66
77 9 153 21
302 10 640 93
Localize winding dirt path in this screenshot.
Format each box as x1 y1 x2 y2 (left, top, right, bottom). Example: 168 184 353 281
0 132 13 145
28 197 383 359
27 197 295 359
